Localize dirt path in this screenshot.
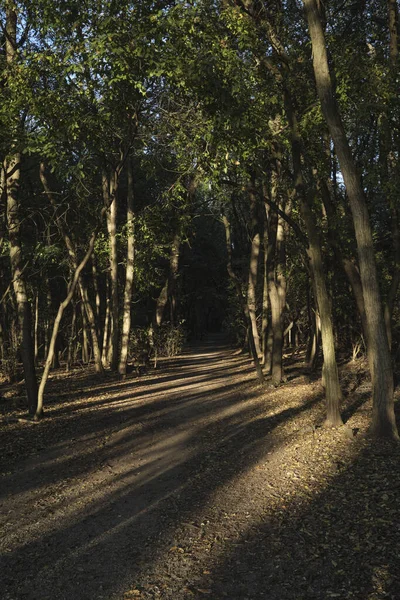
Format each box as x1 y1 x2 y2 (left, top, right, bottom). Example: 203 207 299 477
1 337 400 600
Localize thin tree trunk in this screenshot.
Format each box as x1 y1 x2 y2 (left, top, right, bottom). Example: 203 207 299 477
104 170 119 371
66 301 77 372
261 208 269 363
79 280 103 372
119 161 135 377
247 186 262 357
40 164 104 374
222 213 264 382
155 233 181 326
35 194 112 419
102 277 111 368
34 292 39 365
304 0 398 438
91 255 101 324
81 302 89 363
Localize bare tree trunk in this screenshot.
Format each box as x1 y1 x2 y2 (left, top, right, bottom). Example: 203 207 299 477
34 292 39 365
104 170 119 371
285 93 343 425
81 302 89 364
5 6 38 415
40 164 104 374
35 201 109 419
119 161 135 377
79 280 103 372
66 301 77 372
261 210 269 363
102 277 111 368
304 0 398 438
222 213 264 382
91 255 101 324
247 186 262 357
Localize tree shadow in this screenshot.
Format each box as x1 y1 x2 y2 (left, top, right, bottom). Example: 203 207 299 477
193 437 400 599
0 343 324 599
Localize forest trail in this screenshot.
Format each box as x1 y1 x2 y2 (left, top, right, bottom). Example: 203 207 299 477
1 338 400 600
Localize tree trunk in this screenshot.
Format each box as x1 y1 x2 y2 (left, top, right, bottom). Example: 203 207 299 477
104 170 119 371
35 203 109 419
247 186 262 357
79 280 103 372
119 161 135 377
261 208 269 363
5 5 38 415
304 0 398 438
102 277 111 368
222 213 264 382
155 233 181 326
34 292 39 365
66 301 77 372
285 92 343 425
40 163 103 374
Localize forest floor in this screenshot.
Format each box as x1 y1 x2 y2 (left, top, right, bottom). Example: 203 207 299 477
1 335 400 600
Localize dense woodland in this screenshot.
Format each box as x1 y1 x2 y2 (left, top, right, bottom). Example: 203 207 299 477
0 0 399 438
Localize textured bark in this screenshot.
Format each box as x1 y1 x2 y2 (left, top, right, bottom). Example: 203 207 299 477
320 179 368 343
5 5 38 415
119 161 135 377
264 160 287 386
285 94 343 425
304 0 398 438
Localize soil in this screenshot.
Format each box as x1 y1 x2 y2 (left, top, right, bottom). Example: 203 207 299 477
1 335 400 600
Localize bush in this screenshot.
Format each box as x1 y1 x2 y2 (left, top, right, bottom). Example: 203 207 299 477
152 322 186 358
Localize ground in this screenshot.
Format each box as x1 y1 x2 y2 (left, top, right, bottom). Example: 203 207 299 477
1 336 400 600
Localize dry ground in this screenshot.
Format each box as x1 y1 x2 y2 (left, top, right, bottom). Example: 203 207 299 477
1 335 400 600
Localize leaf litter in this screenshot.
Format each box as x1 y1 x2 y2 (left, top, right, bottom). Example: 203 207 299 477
0 348 400 599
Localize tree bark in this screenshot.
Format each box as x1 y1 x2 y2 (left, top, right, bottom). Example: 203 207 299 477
5 5 38 415
40 164 103 373
103 170 119 371
247 186 262 357
119 161 135 377
304 0 398 438
222 213 264 382
285 93 343 425
155 233 181 326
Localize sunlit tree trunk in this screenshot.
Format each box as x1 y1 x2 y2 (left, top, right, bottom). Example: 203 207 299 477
103 170 119 371
285 94 343 425
222 213 264 382
304 0 398 438
40 163 103 373
102 277 111 368
247 185 262 357
119 161 135 377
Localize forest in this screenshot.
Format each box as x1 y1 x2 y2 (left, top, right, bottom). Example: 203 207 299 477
1 0 400 599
